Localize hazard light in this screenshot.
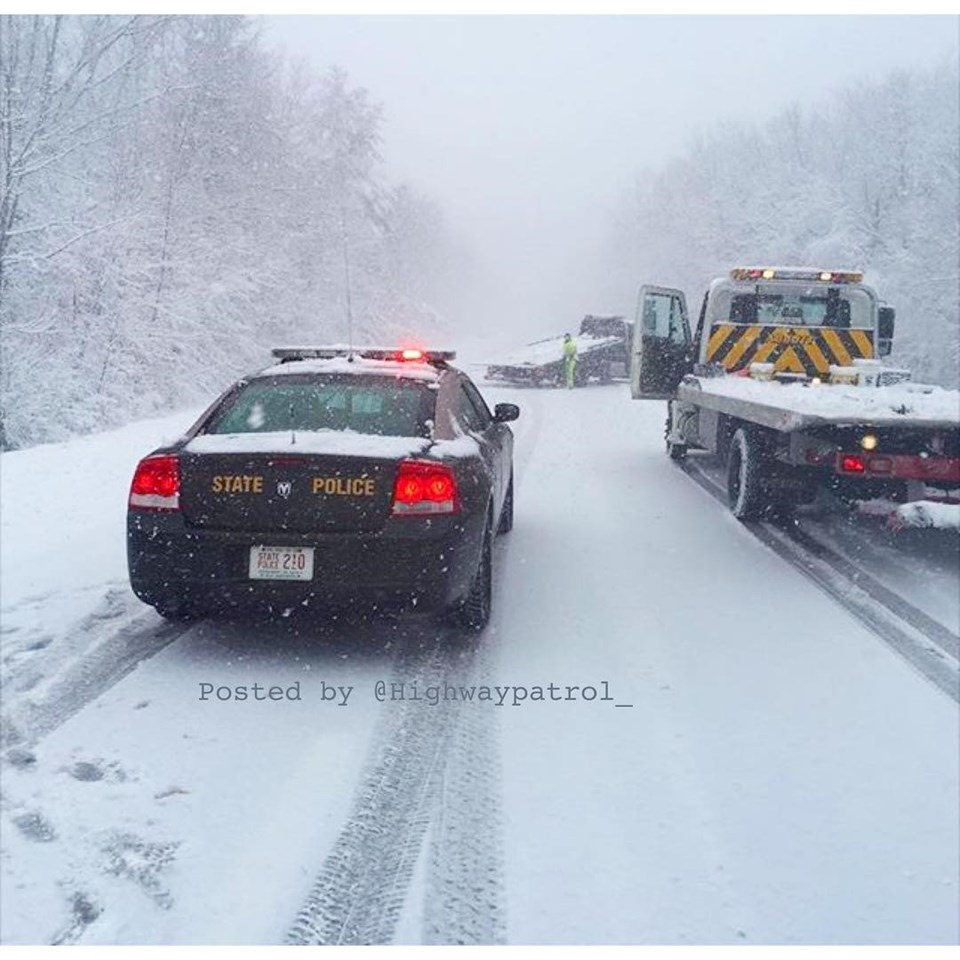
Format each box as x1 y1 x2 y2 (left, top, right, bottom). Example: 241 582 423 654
129 454 181 511
730 267 864 284
391 460 459 515
839 454 866 474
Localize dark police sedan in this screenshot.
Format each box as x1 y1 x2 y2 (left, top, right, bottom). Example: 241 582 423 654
127 347 519 630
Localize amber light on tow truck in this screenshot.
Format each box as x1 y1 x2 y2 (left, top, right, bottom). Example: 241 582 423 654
129 454 181 511
730 267 865 284
391 460 459 516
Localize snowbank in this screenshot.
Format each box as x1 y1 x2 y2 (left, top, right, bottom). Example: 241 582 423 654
857 498 960 531
892 501 960 531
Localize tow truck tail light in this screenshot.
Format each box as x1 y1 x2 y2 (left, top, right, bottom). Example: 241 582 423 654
129 455 181 511
839 454 866 474
391 460 459 515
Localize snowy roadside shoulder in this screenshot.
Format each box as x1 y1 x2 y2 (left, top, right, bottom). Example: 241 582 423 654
1 407 204 747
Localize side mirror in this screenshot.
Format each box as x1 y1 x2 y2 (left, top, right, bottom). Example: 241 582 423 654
493 403 520 423
878 305 895 357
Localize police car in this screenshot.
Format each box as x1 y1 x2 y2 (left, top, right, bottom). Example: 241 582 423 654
127 347 519 630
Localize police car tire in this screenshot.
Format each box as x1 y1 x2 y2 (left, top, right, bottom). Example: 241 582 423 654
497 473 514 534
451 530 492 632
728 427 766 521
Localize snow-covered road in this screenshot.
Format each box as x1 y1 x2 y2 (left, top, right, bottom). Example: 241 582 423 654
490 385 958 944
1 382 957 945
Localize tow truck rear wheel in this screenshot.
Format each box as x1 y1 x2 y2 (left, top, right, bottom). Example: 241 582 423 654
728 427 767 520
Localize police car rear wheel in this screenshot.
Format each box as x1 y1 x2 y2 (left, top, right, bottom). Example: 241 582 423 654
450 530 492 632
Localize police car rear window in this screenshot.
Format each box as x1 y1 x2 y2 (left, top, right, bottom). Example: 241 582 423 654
205 376 435 438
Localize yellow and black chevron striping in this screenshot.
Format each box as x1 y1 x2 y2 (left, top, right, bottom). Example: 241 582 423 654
706 324 874 376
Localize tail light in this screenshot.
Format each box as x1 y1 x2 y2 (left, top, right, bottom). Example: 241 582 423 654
391 460 459 516
839 454 866 474
129 454 180 511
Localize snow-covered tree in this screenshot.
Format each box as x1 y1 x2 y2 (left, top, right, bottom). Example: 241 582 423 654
0 15 464 449
606 59 960 388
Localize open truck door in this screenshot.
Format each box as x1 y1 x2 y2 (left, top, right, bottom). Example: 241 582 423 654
630 285 693 399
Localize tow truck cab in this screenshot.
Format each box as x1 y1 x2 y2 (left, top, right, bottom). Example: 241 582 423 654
630 267 891 398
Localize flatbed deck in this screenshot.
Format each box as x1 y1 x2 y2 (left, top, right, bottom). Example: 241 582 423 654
678 375 960 432
493 333 621 369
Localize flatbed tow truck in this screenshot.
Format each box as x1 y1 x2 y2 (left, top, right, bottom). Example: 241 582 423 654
629 267 960 526
486 314 631 387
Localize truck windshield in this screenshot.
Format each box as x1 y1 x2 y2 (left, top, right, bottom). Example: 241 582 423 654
716 284 874 329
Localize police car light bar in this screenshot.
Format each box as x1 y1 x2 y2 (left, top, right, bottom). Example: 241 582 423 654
271 346 456 365
730 267 864 284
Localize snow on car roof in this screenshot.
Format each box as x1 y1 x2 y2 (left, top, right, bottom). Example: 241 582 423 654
186 430 432 458
256 354 442 381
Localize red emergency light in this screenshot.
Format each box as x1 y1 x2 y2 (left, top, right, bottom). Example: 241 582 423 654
839 454 866 474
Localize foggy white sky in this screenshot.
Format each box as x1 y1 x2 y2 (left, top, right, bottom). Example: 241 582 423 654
263 15 958 337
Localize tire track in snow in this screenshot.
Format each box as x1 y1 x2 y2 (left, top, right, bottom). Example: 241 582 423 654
287 385 526 945
1 599 189 749
422 622 506 944
780 521 959 658
286 625 505 945
682 460 959 703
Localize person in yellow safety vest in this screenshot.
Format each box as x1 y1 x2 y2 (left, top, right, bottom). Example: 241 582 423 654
562 333 578 389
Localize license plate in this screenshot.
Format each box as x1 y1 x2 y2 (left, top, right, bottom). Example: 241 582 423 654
248 545 314 581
